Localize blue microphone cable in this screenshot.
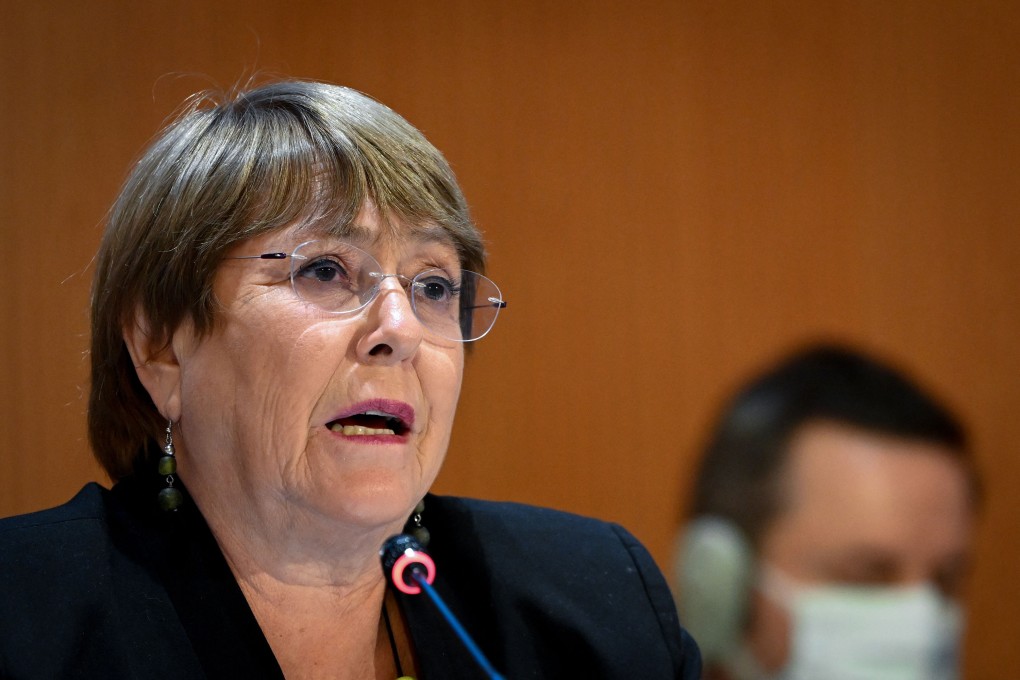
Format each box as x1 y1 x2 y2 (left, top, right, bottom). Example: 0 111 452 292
411 571 505 680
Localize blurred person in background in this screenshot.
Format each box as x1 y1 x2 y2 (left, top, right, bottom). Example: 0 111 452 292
673 343 978 680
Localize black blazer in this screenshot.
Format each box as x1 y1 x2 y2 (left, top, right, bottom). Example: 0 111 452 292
0 478 700 678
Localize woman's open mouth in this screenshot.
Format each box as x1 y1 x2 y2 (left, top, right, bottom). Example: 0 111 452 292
327 410 411 437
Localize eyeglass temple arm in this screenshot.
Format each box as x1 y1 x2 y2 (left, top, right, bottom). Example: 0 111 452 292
226 252 289 260
465 299 507 310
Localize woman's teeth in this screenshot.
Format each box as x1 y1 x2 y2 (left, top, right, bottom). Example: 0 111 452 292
329 422 395 436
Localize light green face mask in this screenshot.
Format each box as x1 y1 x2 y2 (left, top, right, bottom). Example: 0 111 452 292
731 565 963 680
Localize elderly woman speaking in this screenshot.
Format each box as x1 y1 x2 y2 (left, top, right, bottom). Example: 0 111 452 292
0 80 700 679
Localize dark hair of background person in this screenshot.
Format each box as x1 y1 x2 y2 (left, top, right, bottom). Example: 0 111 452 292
686 343 978 550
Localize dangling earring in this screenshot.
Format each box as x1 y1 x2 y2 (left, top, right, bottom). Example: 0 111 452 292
409 499 430 548
157 419 184 512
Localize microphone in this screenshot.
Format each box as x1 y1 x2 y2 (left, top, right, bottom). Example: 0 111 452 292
380 534 505 680
381 534 437 595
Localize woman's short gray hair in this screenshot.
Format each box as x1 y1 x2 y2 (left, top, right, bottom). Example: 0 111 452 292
88 80 485 480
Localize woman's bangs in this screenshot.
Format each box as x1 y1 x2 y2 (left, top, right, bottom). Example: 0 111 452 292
241 123 365 239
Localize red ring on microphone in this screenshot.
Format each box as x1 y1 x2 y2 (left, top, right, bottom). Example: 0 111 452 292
391 551 436 595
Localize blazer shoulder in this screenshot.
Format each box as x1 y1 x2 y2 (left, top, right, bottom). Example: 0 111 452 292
424 495 702 677
0 483 109 541
0 482 207 679
427 494 651 564
0 483 116 591
428 494 626 539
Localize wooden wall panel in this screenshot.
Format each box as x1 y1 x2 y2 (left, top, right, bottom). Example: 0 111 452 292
1 2 1017 676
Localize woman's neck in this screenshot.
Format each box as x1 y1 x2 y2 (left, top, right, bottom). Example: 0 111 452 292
183 483 417 679
187 474 409 587
219 525 408 680
241 573 394 679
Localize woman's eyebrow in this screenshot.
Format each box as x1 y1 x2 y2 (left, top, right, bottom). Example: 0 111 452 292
295 223 373 245
296 222 457 251
411 224 456 246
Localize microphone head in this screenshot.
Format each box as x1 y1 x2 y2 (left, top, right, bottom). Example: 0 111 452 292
380 534 436 595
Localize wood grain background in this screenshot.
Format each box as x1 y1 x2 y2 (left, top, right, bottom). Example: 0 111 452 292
2 1 1017 676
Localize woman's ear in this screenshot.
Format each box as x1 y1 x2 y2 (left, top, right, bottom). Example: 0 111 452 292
122 308 189 422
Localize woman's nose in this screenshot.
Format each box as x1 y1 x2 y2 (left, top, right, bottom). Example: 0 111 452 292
357 279 424 361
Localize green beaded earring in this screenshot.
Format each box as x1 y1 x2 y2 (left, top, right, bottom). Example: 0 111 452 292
157 419 184 512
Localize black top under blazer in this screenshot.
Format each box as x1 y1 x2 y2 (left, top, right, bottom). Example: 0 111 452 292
0 476 701 679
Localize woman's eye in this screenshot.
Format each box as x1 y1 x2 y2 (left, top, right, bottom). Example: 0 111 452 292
299 258 349 284
418 276 459 302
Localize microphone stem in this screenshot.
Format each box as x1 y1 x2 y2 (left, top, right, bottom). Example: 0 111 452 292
412 571 505 680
